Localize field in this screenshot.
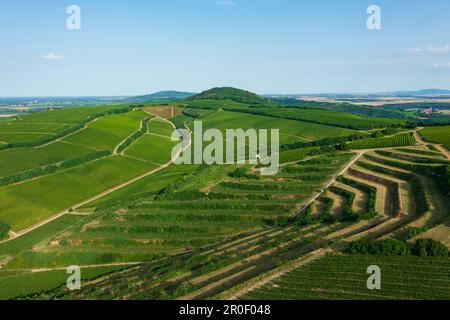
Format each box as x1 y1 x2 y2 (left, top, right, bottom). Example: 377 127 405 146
186 110 357 144
63 110 148 151
0 142 95 178
0 156 154 231
0 106 126 145
227 107 403 130
420 126 450 149
241 255 450 300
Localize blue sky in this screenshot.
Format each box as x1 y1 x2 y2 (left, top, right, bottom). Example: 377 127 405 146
1 0 449 96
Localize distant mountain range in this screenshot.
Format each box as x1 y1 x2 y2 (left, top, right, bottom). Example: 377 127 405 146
266 89 450 99
126 91 196 103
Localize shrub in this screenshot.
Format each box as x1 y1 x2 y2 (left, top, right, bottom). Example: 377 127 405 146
0 222 10 240
413 239 448 257
346 239 411 256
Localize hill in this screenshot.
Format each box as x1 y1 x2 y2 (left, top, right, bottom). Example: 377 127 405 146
186 87 271 105
128 91 196 102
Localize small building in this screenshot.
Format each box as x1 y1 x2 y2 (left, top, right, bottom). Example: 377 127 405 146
419 107 433 115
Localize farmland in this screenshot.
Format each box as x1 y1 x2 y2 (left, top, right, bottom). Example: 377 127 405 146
0 88 448 301
241 255 450 300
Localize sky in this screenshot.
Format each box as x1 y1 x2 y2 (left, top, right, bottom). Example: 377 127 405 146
0 0 449 96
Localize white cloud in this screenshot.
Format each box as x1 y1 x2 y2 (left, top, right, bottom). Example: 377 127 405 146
433 62 450 68
410 45 450 54
211 0 236 6
41 53 63 60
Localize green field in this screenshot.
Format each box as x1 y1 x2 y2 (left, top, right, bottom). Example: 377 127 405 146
188 110 356 144
125 134 178 165
148 119 175 137
63 110 147 151
0 106 125 145
242 255 450 300
0 142 96 178
228 107 403 130
0 265 130 300
0 156 155 231
84 164 200 208
421 126 450 149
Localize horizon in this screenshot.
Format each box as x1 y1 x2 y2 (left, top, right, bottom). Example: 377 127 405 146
1 1 450 96
1 87 450 100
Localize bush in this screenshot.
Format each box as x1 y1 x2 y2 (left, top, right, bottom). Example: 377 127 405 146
0 222 10 240
413 239 448 257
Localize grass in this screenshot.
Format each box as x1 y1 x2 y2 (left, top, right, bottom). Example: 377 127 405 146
242 254 450 300
421 126 450 149
0 156 155 231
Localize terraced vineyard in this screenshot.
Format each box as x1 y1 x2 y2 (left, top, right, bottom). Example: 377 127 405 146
348 133 416 150
2 153 355 272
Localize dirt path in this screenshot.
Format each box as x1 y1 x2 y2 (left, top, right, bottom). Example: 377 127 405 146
7 262 143 274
